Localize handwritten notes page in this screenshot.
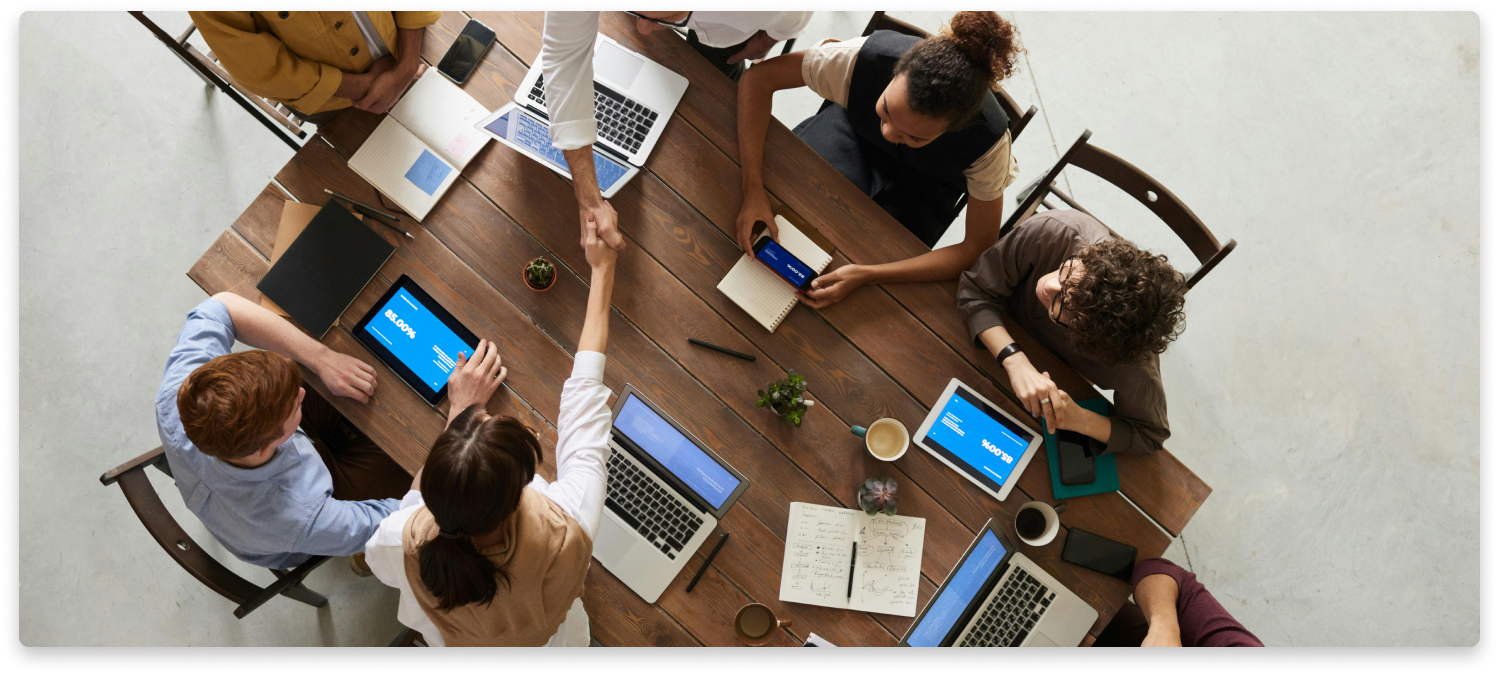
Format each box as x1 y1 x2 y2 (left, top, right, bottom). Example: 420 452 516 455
779 502 926 617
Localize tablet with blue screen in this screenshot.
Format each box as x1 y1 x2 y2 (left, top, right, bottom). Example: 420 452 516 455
353 275 481 405
913 378 1042 501
477 103 639 198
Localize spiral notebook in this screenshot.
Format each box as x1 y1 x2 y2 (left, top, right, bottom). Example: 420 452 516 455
717 208 835 332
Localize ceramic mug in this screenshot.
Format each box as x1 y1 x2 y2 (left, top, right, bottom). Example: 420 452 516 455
850 418 909 462
735 603 791 645
1014 501 1068 546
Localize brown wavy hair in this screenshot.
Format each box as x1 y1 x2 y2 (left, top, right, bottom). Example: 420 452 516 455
177 350 301 459
893 11 1023 128
1064 239 1188 365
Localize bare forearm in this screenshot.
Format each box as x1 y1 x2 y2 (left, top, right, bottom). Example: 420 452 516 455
860 243 986 285
211 292 329 366
1135 573 1183 645
737 69 774 194
334 70 372 99
396 27 423 76
563 147 603 205
578 264 616 354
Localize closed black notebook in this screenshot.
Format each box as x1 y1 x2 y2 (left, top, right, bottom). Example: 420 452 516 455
256 200 395 338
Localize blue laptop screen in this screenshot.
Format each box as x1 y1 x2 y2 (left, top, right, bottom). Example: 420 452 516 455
484 108 631 191
362 287 473 394
921 386 1034 492
614 394 739 509
906 529 1008 647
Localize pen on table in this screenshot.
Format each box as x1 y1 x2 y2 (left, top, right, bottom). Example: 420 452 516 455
688 338 756 362
846 542 857 598
685 532 730 593
324 188 414 239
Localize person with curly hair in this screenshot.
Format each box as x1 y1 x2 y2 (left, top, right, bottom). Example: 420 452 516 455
736 11 1024 308
956 210 1189 455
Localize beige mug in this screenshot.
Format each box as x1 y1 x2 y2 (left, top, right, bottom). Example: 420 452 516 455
735 603 791 646
850 418 909 461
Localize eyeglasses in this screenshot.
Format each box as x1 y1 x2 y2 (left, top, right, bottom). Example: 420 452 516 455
625 12 692 28
1049 256 1077 327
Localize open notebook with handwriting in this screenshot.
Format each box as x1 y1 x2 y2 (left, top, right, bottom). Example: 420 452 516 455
778 502 926 617
717 208 835 332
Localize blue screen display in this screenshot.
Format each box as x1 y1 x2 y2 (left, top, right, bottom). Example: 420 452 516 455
615 395 739 509
363 287 473 394
923 387 1033 491
485 108 630 191
907 530 1007 647
755 238 814 289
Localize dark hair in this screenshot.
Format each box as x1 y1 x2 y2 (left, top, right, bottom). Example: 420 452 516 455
1065 239 1189 365
177 350 301 459
893 11 1022 128
417 407 541 611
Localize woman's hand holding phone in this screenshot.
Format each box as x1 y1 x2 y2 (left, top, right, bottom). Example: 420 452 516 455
736 190 777 252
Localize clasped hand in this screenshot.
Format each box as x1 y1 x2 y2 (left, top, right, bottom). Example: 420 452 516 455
1005 355 1076 434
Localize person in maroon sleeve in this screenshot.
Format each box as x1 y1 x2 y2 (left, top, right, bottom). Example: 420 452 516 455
1094 558 1264 647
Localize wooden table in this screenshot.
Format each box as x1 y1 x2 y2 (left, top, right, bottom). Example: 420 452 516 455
188 12 1211 647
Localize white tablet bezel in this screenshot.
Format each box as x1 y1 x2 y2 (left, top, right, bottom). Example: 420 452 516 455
474 102 639 198
912 378 1042 502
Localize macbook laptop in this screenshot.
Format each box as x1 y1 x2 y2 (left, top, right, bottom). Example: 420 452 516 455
516 33 687 167
593 385 748 603
477 103 639 198
901 519 1097 647
912 378 1043 502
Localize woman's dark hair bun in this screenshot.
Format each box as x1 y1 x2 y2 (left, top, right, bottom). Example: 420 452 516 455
945 11 1019 83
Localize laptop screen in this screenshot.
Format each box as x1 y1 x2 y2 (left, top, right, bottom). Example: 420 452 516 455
906 529 1008 647
483 108 631 192
920 386 1034 492
614 394 741 509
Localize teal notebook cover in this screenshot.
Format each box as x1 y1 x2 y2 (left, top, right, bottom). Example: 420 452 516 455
1041 397 1119 498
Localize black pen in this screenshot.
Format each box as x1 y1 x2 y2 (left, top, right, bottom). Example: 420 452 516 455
685 532 729 593
324 188 414 239
688 338 756 362
846 542 857 598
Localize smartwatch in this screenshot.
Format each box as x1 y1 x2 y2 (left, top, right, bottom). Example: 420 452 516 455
996 342 1023 365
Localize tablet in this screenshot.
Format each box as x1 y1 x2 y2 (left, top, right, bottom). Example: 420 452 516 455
476 103 640 198
353 275 481 405
913 379 1042 502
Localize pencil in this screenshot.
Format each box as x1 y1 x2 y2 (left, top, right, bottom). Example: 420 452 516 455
685 532 729 593
688 338 756 362
324 188 414 239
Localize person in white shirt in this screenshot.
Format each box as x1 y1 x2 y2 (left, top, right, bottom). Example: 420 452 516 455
631 11 813 82
366 217 618 647
538 11 813 256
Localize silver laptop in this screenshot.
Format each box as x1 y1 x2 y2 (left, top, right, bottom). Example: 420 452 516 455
516 33 687 167
901 519 1097 647
593 385 748 603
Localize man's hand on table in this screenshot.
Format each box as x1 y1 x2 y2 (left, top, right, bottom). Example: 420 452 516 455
312 348 378 403
356 60 425 115
447 339 507 422
801 264 868 309
735 188 777 252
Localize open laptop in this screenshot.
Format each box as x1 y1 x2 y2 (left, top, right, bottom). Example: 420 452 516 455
516 33 687 166
900 519 1097 647
593 385 748 603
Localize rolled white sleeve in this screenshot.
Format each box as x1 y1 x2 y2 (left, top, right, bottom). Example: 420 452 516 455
365 490 445 647
533 351 611 540
765 11 814 41
540 12 600 150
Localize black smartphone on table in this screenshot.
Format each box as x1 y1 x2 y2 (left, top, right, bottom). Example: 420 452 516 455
437 19 496 85
1057 429 1095 485
752 227 819 293
1061 528 1137 582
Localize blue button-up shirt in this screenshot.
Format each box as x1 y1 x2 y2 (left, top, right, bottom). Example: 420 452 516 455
155 299 400 569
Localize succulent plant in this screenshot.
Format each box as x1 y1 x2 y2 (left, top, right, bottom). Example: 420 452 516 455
858 477 899 516
756 369 814 427
525 257 556 289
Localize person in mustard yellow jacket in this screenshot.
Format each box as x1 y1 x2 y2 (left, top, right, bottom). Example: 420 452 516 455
188 11 441 122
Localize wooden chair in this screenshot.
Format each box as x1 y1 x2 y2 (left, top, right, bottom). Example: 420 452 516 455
129 12 309 151
99 447 332 619
861 11 1038 142
1001 129 1237 290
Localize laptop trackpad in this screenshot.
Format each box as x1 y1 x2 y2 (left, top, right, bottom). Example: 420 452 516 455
595 42 644 89
594 515 640 566
1023 632 1059 647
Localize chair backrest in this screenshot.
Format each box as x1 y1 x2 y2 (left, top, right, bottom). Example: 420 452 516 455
861 11 1038 142
1001 129 1237 290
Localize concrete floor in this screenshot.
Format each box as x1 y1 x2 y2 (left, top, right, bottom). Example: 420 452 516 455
19 11 1477 646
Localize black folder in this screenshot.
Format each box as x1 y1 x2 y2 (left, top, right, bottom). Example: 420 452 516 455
256 200 395 338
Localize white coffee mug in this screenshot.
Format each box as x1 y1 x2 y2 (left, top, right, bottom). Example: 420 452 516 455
850 418 909 462
1014 501 1068 546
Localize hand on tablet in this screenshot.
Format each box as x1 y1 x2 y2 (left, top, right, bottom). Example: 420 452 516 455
448 339 507 417
314 349 378 403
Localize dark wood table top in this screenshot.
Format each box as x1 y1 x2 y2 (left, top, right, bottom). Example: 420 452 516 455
187 11 1210 647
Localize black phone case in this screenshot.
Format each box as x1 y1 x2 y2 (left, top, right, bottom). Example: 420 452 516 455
1061 528 1137 582
1058 435 1095 485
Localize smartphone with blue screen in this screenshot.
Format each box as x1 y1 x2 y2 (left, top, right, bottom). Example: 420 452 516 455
752 229 818 293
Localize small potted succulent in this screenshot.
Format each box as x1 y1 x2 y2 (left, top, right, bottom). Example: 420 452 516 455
523 257 556 292
858 476 899 516
756 369 814 427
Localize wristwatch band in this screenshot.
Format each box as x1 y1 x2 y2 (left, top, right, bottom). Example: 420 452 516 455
996 342 1023 365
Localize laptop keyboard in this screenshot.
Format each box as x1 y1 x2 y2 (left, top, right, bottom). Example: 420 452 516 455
605 447 705 560
959 567 1056 647
529 75 659 155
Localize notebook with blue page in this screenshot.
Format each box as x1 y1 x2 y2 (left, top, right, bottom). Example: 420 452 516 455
1041 397 1119 498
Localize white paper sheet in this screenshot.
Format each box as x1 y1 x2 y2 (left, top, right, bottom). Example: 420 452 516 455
778 502 925 617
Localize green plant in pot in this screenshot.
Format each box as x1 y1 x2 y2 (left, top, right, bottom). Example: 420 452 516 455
756 369 814 426
524 257 556 292
858 476 898 516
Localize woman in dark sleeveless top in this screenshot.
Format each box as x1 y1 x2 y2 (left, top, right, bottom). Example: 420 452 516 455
735 12 1023 308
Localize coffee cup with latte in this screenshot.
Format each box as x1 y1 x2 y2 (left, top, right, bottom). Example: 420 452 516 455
851 418 909 462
